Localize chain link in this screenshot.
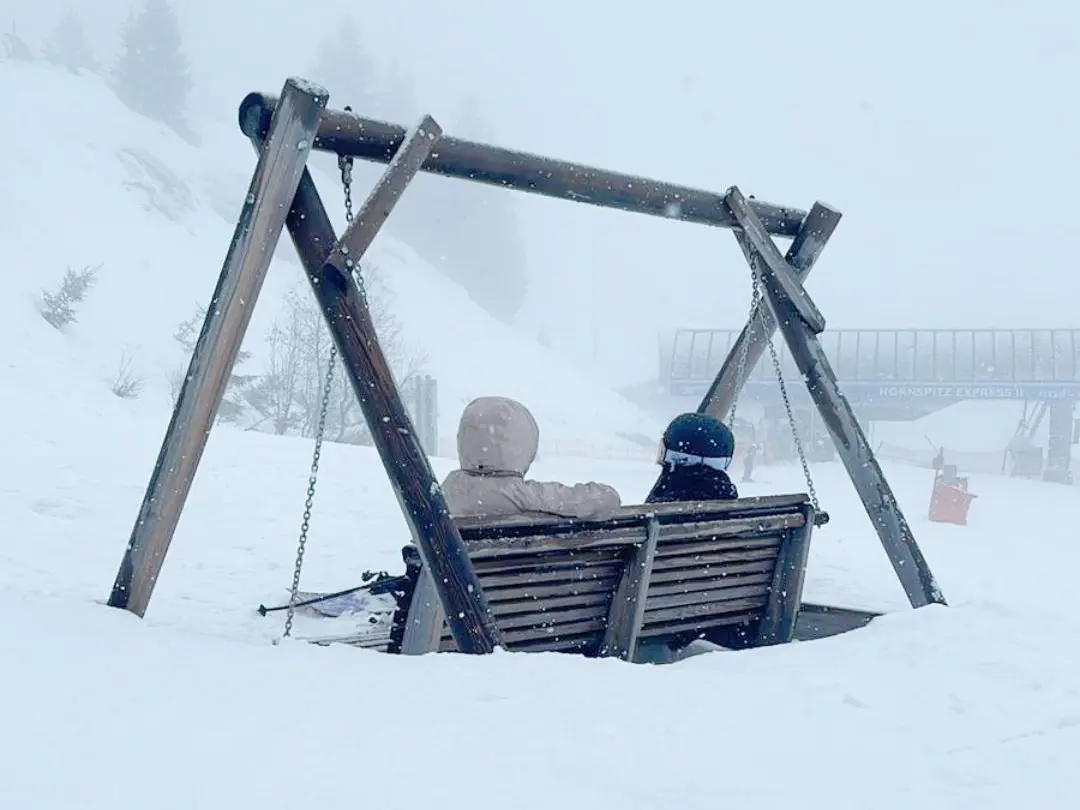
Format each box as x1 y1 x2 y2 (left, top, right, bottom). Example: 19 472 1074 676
728 268 762 429
337 107 367 301
738 250 820 514
281 146 357 640
764 327 820 512
338 157 354 224
282 355 337 638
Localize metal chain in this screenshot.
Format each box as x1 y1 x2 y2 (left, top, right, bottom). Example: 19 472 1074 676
338 155 354 224
282 357 337 638
336 107 367 301
281 147 357 640
738 249 820 513
762 311 820 513
728 271 762 429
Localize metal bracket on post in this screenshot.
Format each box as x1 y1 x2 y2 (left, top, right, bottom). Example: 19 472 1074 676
722 186 946 609
107 78 327 617
251 115 505 654
698 202 842 422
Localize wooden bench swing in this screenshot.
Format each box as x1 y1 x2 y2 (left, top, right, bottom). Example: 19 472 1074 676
105 78 946 663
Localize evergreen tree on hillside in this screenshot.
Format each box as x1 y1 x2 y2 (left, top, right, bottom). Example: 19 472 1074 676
305 24 526 322
44 10 98 73
379 62 418 123
434 96 529 323
2 24 34 61
112 0 193 136
308 16 384 117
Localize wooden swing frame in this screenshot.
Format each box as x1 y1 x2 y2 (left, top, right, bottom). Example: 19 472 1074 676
106 78 945 655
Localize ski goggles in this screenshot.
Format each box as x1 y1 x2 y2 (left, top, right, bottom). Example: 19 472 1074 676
656 446 733 471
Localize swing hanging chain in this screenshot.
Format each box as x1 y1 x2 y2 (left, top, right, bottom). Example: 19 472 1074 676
745 249 821 514
338 157 354 224
336 107 368 301
764 319 820 513
728 267 760 428
283 357 337 638
281 140 358 639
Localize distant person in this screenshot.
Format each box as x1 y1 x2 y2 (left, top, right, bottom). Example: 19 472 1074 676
645 412 739 504
441 396 622 519
741 441 759 484
932 446 945 473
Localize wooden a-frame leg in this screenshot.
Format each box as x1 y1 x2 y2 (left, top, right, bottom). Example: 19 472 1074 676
252 116 505 655
108 78 326 617
723 186 946 610
698 202 841 422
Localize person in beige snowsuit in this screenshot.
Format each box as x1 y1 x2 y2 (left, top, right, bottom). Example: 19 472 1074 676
441 396 623 519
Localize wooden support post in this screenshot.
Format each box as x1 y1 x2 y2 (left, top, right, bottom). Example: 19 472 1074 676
698 203 842 422
599 518 660 661
723 186 946 609
256 116 505 654
107 78 326 617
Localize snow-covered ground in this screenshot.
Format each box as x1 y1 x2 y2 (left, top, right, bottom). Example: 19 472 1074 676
4 57 1080 810
5 402 1080 809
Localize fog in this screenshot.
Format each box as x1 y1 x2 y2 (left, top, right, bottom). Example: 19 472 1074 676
7 0 1079 385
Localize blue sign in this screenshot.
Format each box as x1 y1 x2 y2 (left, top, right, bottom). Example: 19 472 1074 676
844 382 1080 401
668 379 1080 402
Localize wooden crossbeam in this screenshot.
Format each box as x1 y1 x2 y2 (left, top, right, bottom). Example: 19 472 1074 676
239 92 808 236
722 188 946 609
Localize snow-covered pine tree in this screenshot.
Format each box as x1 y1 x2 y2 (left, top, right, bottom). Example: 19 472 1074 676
44 10 98 74
420 96 529 323
172 304 254 424
38 265 100 330
305 23 527 323
2 24 34 61
112 0 193 137
307 15 384 117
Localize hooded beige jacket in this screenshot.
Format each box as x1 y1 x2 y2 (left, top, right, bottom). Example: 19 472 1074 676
441 397 622 520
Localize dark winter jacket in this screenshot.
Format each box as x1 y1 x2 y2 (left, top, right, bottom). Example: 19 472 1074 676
645 464 739 504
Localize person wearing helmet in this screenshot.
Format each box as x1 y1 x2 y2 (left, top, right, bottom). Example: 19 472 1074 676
634 411 741 662
441 396 623 519
645 412 739 504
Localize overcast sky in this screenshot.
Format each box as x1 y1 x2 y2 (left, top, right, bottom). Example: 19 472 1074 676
8 0 1079 384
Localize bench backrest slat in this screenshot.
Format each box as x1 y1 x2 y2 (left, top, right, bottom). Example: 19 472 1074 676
401 495 816 659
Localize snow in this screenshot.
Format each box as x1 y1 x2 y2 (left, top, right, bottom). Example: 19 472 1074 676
867 400 1080 477
5 418 1080 808
0 63 662 455
3 57 1080 810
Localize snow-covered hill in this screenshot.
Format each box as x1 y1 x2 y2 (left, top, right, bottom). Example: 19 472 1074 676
0 62 662 456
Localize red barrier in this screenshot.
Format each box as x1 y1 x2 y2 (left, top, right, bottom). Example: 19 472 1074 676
928 469 977 526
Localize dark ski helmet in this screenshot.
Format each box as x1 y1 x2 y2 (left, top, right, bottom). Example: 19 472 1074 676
658 412 735 470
